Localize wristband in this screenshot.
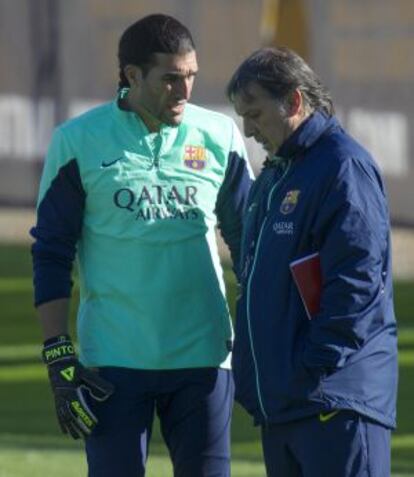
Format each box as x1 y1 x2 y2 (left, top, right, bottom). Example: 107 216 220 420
42 335 76 365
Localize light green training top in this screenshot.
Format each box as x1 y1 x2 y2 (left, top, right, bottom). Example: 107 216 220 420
35 98 252 370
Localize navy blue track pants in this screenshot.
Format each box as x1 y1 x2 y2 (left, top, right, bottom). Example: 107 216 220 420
85 367 233 477
261 410 391 477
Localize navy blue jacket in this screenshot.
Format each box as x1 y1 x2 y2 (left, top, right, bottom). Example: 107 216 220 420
233 111 398 428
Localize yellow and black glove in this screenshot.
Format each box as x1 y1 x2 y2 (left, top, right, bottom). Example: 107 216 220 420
42 335 114 439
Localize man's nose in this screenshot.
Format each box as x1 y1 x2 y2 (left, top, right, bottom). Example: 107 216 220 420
243 118 255 138
175 77 193 100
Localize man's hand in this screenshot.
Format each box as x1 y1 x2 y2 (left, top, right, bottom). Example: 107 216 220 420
42 335 114 439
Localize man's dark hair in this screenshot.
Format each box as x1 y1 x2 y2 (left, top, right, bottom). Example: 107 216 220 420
227 47 334 116
118 14 195 89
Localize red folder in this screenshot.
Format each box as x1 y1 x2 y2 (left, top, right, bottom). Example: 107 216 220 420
290 252 322 320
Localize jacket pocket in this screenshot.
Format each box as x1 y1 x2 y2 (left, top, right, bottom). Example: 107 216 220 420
286 343 324 402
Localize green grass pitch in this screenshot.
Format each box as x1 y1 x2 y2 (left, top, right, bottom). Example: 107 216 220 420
0 244 413 476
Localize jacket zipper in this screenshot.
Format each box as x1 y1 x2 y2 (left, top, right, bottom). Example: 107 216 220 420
245 160 291 423
144 130 164 170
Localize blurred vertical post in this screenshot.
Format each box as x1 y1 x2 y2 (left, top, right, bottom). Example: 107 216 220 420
260 0 309 60
29 0 62 126
28 0 62 186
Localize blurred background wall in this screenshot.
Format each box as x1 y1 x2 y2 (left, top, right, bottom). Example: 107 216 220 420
0 0 413 235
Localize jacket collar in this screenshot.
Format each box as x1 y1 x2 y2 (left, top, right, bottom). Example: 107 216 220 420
113 88 173 135
276 111 339 160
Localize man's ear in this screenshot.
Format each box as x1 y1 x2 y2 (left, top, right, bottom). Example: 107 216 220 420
288 89 303 116
124 64 143 88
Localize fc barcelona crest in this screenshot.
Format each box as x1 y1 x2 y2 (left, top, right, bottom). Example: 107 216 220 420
280 190 300 215
183 145 207 170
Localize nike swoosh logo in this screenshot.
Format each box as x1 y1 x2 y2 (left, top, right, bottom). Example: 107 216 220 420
101 157 122 168
319 410 340 423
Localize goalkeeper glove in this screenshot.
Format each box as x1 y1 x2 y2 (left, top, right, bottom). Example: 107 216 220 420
42 335 114 439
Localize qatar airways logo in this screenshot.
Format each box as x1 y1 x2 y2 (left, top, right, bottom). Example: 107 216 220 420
113 184 200 221
273 221 294 235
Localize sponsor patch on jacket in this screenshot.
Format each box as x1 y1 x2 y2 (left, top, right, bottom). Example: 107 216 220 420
183 145 207 170
280 190 300 214
273 221 294 235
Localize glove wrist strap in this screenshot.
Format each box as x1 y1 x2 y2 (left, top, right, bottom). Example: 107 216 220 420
42 335 76 365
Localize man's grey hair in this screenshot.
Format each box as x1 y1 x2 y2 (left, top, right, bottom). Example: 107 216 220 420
227 47 334 117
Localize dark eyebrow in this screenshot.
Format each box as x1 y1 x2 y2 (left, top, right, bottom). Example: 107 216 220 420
240 109 260 118
162 70 198 80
